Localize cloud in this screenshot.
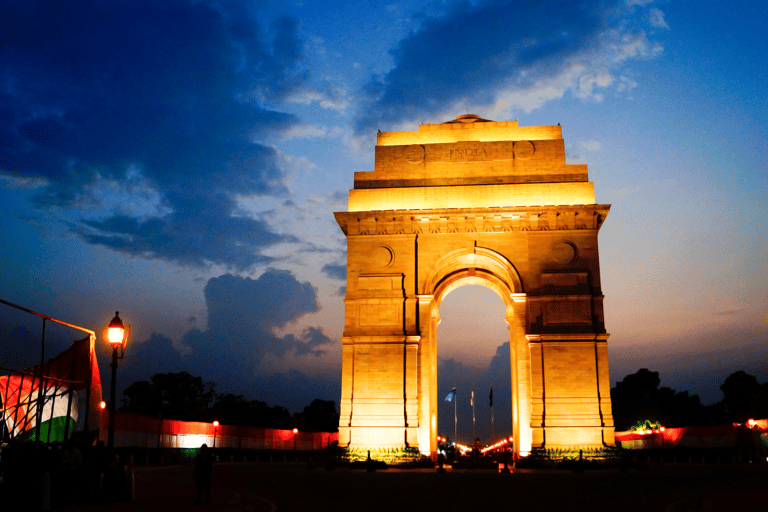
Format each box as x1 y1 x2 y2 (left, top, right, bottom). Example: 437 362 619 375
583 141 601 151
354 0 667 134
648 8 670 29
0 0 326 269
608 184 640 199
174 269 334 391
321 263 347 280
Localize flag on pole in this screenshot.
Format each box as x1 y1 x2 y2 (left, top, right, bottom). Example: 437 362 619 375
489 387 493 407
0 375 78 440
470 388 474 407
445 387 456 402
0 336 102 441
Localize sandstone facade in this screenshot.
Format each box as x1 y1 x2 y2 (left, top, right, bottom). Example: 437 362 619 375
335 115 615 457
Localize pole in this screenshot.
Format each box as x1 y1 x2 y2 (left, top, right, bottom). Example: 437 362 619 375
108 346 118 449
453 391 457 462
34 318 46 442
471 388 475 445
491 406 494 444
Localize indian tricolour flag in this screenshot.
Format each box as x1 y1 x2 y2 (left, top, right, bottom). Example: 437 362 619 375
0 335 102 442
0 374 78 441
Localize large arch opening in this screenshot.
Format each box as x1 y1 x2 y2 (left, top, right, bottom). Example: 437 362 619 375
436 284 512 453
415 248 531 457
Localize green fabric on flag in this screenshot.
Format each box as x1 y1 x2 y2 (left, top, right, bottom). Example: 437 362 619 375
27 416 77 442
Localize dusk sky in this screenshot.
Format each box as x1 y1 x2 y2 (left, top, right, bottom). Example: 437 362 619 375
1 0 766 443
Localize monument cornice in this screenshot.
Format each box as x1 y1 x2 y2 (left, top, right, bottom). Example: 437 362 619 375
334 204 610 236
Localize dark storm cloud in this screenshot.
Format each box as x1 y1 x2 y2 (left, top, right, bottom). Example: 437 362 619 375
111 269 336 406
355 0 640 133
76 194 292 268
321 262 347 280
181 270 333 385
0 0 315 268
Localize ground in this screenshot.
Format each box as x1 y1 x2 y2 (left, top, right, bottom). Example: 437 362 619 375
64 462 768 512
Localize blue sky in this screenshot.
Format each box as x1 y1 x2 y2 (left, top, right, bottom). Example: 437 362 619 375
1 0 765 443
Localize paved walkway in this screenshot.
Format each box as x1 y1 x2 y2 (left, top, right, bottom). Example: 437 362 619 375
55 462 768 512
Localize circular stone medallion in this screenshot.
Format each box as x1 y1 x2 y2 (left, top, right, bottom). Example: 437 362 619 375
551 241 577 264
372 246 394 268
513 140 535 160
404 144 425 163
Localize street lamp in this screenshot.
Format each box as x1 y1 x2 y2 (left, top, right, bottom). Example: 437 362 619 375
293 428 298 461
213 421 219 449
104 311 129 449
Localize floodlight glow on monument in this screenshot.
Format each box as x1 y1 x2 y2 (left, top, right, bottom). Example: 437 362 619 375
335 115 615 460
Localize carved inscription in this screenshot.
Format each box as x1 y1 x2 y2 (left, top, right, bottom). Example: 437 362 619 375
449 147 489 159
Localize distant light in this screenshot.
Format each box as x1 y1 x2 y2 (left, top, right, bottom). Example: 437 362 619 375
213 420 219 427
293 428 298 434
747 419 756 427
100 401 107 410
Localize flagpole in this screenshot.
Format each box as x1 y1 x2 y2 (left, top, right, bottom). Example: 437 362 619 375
490 386 494 443
454 387 457 462
471 388 475 445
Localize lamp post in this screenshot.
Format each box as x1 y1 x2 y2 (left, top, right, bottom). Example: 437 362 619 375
104 312 129 449
293 428 298 462
213 421 219 449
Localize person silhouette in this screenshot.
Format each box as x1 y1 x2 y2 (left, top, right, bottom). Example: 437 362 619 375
194 444 213 505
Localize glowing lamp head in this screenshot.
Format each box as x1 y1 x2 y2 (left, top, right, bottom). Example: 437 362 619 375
292 428 298 434
747 419 756 427
100 401 107 410
107 311 125 347
213 421 219 427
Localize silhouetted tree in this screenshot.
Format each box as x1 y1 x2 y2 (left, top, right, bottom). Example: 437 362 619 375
611 368 708 430
121 371 215 420
209 393 292 429
720 370 763 422
121 380 161 415
294 399 339 432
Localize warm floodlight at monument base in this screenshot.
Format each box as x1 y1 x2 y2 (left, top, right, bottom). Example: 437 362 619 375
335 115 615 461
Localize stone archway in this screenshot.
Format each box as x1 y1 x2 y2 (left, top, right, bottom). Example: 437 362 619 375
334 115 615 458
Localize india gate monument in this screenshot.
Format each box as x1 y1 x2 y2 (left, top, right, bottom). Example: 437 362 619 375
334 114 615 459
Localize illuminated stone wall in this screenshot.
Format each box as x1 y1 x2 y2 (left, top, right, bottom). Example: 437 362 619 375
335 115 615 458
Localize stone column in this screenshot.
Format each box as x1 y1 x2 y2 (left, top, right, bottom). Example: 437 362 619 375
416 295 438 454
508 293 532 456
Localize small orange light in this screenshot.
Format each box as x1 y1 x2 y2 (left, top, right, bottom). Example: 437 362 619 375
213 420 219 427
293 428 298 434
747 419 756 427
100 401 107 409
660 426 665 432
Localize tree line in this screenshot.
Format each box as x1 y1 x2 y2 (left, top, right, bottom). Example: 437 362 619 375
611 368 768 431
120 371 339 432
120 368 767 433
